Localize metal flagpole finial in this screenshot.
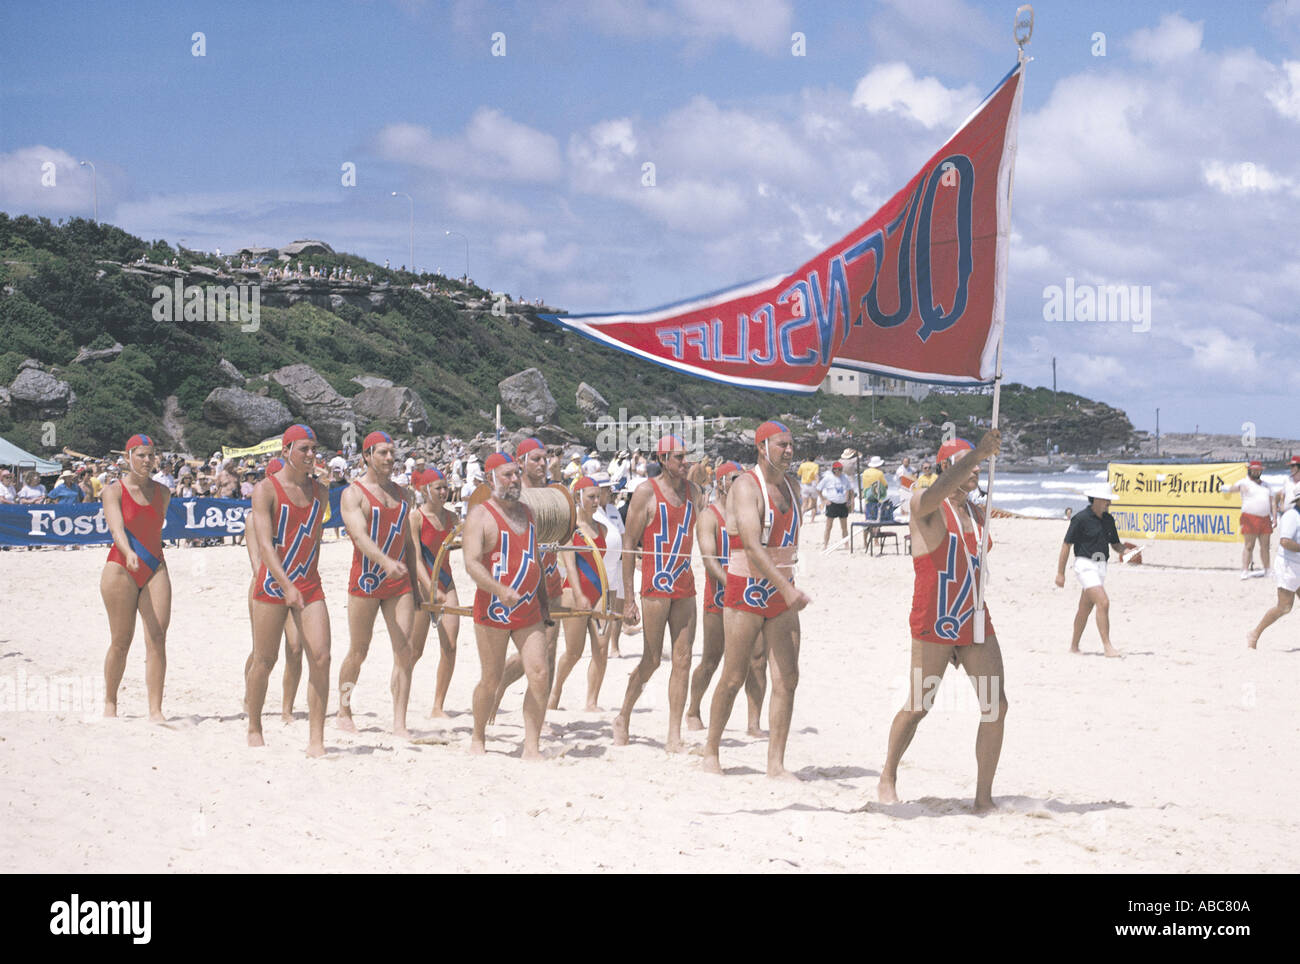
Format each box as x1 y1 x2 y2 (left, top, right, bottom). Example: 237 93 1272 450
1014 5 1034 59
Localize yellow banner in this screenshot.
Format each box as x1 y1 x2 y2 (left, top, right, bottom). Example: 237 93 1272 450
221 436 283 460
1107 462 1248 542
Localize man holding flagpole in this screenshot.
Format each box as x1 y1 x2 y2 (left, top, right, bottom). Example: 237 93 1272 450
878 430 1007 811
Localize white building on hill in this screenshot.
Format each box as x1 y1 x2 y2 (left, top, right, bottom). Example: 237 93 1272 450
820 367 931 401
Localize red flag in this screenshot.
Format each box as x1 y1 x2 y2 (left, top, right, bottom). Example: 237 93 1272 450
543 63 1025 393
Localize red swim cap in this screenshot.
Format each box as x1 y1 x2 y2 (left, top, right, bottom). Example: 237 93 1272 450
573 476 596 491
124 434 154 452
755 420 790 444
282 424 316 447
265 458 285 474
715 460 743 479
936 438 974 465
1248 460 1263 469
516 437 545 457
484 452 513 473
363 430 393 451
657 435 686 454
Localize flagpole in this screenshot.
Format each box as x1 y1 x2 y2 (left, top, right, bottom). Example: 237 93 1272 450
972 5 1032 645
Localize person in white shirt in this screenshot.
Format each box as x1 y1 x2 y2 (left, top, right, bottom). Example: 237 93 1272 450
581 450 602 477
894 456 913 481
592 473 627 657
17 471 47 504
608 451 628 486
1248 491 1300 648
562 455 582 482
817 461 855 549
1224 461 1275 578
1276 456 1300 517
0 469 16 503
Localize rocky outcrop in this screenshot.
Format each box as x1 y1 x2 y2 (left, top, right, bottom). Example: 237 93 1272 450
217 358 246 387
73 342 124 364
7 367 75 419
575 381 609 419
202 387 293 442
498 368 557 424
533 423 580 447
0 387 10 415
351 385 430 434
352 375 393 389
268 363 354 449
280 240 334 258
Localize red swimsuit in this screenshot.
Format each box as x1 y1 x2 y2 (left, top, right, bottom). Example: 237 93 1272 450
106 481 165 589
702 504 730 615
909 499 994 646
639 478 696 598
472 502 543 629
253 475 325 605
724 471 800 618
563 525 607 606
347 482 411 599
418 510 456 593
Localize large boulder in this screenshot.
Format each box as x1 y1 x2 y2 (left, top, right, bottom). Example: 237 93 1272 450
267 363 354 449
575 381 609 419
498 368 557 423
202 387 294 443
351 374 393 389
8 368 75 419
534 423 580 447
0 386 10 415
351 385 430 434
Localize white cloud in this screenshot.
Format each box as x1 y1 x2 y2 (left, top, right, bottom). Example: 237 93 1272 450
0 146 98 215
495 229 579 274
851 63 980 129
1266 60 1300 121
567 0 792 53
1181 327 1259 378
374 109 562 182
1202 160 1293 196
1127 14 1204 64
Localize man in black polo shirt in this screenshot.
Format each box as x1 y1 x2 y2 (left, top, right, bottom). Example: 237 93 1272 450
1055 483 1135 657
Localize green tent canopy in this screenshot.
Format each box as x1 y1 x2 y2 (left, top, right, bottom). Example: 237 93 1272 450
0 435 64 474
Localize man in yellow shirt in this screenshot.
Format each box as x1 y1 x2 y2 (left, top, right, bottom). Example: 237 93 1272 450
797 457 821 519
913 461 938 490
860 455 888 520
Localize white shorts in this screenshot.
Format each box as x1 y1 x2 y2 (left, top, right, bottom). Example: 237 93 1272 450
1073 556 1107 590
800 483 818 500
1274 558 1300 593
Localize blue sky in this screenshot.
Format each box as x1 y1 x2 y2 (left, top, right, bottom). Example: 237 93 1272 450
3 0 1298 437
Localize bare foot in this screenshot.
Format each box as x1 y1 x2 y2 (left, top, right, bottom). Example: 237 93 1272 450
1069 646 1081 654
666 734 686 754
612 714 629 746
470 739 486 755
701 754 723 774
306 742 325 758
610 647 624 656
280 709 293 723
429 707 449 719
877 776 899 803
546 698 561 711
685 714 705 731
103 702 117 718
248 731 265 747
1246 630 1259 650
522 745 543 762
148 711 166 723
394 725 411 740
973 796 999 813
767 767 800 783
1103 646 1122 658
584 702 603 712
747 725 768 738
337 714 358 733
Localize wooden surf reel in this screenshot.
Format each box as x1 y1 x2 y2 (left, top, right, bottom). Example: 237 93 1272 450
421 482 621 624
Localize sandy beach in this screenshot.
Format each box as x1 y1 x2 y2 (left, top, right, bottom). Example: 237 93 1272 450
2 518 1296 873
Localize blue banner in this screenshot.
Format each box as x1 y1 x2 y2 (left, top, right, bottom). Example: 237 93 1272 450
0 489 347 547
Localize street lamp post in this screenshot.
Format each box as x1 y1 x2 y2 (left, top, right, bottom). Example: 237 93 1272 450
390 191 413 271
79 160 97 221
446 230 468 280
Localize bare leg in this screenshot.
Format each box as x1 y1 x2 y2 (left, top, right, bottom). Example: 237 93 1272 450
513 624 549 760
762 609 800 779
495 620 558 717
1242 533 1257 574
380 593 418 737
702 607 764 773
1248 589 1294 648
100 564 139 718
956 637 1009 812
1258 533 1272 573
281 618 303 721
247 600 288 746
585 618 608 711
1070 591 1093 652
337 594 379 731
297 599 332 757
878 638 952 803
431 590 460 716
687 610 724 729
136 566 170 722
665 597 697 752
613 596 670 745
745 628 769 738
1084 586 1120 657
606 591 623 657
550 594 587 709
471 626 508 753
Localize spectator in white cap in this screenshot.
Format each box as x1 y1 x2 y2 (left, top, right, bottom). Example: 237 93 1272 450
1054 483 1135 657
582 449 602 477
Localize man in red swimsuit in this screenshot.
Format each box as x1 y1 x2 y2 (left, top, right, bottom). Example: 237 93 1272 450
337 431 423 738
246 424 332 757
613 434 705 752
878 430 1006 811
702 423 810 778
464 452 551 760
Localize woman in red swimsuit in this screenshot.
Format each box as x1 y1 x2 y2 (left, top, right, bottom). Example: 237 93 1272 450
407 466 462 718
101 433 171 721
549 477 610 711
